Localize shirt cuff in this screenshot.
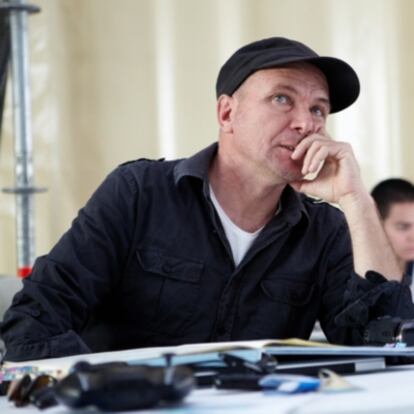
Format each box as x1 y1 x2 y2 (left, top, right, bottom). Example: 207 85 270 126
3 330 91 362
334 270 414 329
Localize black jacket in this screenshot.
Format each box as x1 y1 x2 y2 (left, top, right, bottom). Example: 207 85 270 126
2 144 414 361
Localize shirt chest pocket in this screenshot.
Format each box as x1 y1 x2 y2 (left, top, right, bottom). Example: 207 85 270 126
260 276 315 306
133 249 203 334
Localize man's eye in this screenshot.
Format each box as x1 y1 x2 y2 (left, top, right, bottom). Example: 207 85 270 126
274 94 289 104
311 106 325 117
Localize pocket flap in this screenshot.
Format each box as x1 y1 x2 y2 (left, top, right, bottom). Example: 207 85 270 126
137 250 203 283
261 277 314 306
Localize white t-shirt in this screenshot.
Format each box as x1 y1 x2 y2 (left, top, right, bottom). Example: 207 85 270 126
209 187 263 267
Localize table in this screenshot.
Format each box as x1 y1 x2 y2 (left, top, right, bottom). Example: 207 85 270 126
2 340 414 414
1 364 414 413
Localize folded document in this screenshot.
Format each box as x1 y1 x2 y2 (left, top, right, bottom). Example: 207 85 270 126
2 338 413 381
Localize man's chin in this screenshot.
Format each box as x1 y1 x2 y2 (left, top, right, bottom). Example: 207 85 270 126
266 158 303 183
271 158 304 183
279 170 304 184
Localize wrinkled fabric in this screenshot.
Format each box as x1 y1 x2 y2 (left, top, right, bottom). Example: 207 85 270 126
2 143 414 362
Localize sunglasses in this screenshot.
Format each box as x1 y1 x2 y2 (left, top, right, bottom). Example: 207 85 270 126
7 373 58 409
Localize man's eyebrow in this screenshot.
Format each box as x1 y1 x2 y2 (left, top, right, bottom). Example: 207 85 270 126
272 83 298 94
315 96 331 108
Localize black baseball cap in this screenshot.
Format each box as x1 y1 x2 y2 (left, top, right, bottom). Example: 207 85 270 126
216 37 360 114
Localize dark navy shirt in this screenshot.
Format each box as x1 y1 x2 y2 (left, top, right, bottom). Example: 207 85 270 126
2 143 414 361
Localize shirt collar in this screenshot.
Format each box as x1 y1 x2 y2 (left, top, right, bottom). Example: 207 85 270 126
173 142 218 184
173 142 309 224
279 185 310 225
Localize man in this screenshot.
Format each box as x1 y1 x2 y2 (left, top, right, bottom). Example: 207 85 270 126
371 178 414 296
1 37 413 362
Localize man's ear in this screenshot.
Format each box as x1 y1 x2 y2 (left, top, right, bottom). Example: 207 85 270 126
216 95 235 133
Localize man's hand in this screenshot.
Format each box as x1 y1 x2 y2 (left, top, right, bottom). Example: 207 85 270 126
289 132 401 281
289 133 364 205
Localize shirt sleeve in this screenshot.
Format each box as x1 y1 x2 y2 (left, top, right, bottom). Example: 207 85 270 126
318 218 414 345
334 270 414 344
0 166 138 361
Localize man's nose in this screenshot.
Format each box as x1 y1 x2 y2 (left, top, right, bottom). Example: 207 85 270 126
290 107 317 136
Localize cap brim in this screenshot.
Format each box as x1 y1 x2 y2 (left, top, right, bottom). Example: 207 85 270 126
258 56 360 113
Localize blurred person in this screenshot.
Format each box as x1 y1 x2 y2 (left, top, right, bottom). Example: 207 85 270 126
371 178 414 295
1 37 413 362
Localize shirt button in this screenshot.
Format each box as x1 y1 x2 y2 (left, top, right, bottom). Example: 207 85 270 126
28 307 41 317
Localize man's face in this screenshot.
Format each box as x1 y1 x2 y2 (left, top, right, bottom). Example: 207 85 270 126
383 201 414 263
222 63 330 183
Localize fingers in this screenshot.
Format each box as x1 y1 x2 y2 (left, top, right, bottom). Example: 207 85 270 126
291 134 352 177
301 142 329 175
291 133 326 161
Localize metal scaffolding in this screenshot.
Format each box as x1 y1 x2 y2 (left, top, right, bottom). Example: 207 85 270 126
0 0 44 277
